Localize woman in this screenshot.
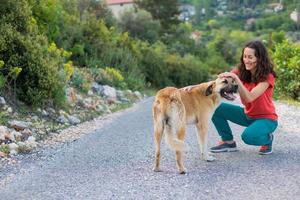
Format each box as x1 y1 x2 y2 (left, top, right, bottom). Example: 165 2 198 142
211 40 278 155
184 40 278 155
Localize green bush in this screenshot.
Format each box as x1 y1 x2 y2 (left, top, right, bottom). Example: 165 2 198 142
0 0 70 107
95 67 127 89
100 45 145 91
71 68 93 93
273 40 300 100
164 54 210 87
0 144 10 154
0 60 6 89
118 9 161 43
139 42 171 88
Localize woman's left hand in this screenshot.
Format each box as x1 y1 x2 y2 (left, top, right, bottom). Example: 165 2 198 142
218 72 238 80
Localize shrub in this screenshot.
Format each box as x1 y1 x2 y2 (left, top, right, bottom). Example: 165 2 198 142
139 42 171 88
71 68 93 93
164 54 210 87
118 9 161 43
100 45 145 91
94 67 127 89
0 1 71 107
273 40 300 100
0 144 10 154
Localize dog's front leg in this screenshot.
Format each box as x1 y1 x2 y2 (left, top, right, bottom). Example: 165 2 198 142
196 122 216 162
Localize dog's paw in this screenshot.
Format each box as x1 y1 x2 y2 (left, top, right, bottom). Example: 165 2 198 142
179 169 187 174
153 167 162 172
205 155 216 162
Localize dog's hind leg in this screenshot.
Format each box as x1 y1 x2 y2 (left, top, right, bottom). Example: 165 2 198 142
153 121 163 172
195 119 216 162
175 125 186 174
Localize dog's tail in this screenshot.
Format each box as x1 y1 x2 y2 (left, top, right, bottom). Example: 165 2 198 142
162 91 189 152
163 122 189 152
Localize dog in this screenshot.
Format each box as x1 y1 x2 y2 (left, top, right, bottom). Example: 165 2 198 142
152 77 238 174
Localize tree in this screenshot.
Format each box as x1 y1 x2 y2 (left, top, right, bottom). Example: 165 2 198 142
118 9 161 43
134 0 180 32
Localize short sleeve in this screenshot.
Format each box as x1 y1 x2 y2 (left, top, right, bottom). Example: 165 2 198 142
267 73 275 88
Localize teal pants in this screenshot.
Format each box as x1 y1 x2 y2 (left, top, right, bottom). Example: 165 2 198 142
212 102 278 146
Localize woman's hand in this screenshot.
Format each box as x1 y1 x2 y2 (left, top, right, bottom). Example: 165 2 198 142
218 72 238 80
218 71 270 103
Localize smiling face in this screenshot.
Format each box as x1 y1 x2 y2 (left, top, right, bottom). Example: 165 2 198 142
243 47 258 74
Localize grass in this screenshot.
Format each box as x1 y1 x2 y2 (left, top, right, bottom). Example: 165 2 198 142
0 144 10 154
110 102 132 113
142 87 157 97
274 93 300 107
17 145 32 154
276 98 300 107
0 111 9 125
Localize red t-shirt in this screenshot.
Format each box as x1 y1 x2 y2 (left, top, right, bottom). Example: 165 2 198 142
232 69 278 121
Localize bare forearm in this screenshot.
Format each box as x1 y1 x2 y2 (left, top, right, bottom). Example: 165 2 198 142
235 78 254 103
219 72 269 103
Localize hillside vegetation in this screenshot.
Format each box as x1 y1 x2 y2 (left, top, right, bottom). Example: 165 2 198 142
0 0 300 108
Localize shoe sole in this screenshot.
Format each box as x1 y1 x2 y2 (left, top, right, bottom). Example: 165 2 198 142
259 150 273 155
210 148 238 153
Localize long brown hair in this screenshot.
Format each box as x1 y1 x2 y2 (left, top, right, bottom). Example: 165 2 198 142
238 40 276 83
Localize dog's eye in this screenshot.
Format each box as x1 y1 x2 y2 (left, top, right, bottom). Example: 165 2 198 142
223 80 228 84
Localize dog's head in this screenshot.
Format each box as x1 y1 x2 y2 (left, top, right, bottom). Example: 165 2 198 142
205 77 238 101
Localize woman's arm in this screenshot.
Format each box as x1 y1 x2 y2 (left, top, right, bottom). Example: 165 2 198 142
219 72 269 103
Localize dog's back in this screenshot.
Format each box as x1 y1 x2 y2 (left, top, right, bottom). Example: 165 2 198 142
152 87 188 151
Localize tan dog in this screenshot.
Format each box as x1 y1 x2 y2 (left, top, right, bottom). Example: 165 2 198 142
152 77 238 174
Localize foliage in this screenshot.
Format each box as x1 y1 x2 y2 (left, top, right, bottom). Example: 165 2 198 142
164 54 210 87
0 144 10 154
29 0 64 42
139 42 170 87
205 29 254 71
95 67 127 89
165 23 195 56
71 67 93 93
135 0 180 32
30 0 115 42
118 9 161 43
0 111 9 125
254 13 297 32
207 19 220 29
0 61 6 89
0 0 70 107
273 40 300 100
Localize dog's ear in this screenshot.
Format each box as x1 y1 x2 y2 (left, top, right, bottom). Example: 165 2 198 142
205 82 215 96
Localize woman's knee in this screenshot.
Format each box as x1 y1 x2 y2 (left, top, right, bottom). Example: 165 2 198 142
241 130 268 146
241 130 259 145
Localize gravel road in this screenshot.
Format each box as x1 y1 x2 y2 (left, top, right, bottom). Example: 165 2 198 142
0 97 299 200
